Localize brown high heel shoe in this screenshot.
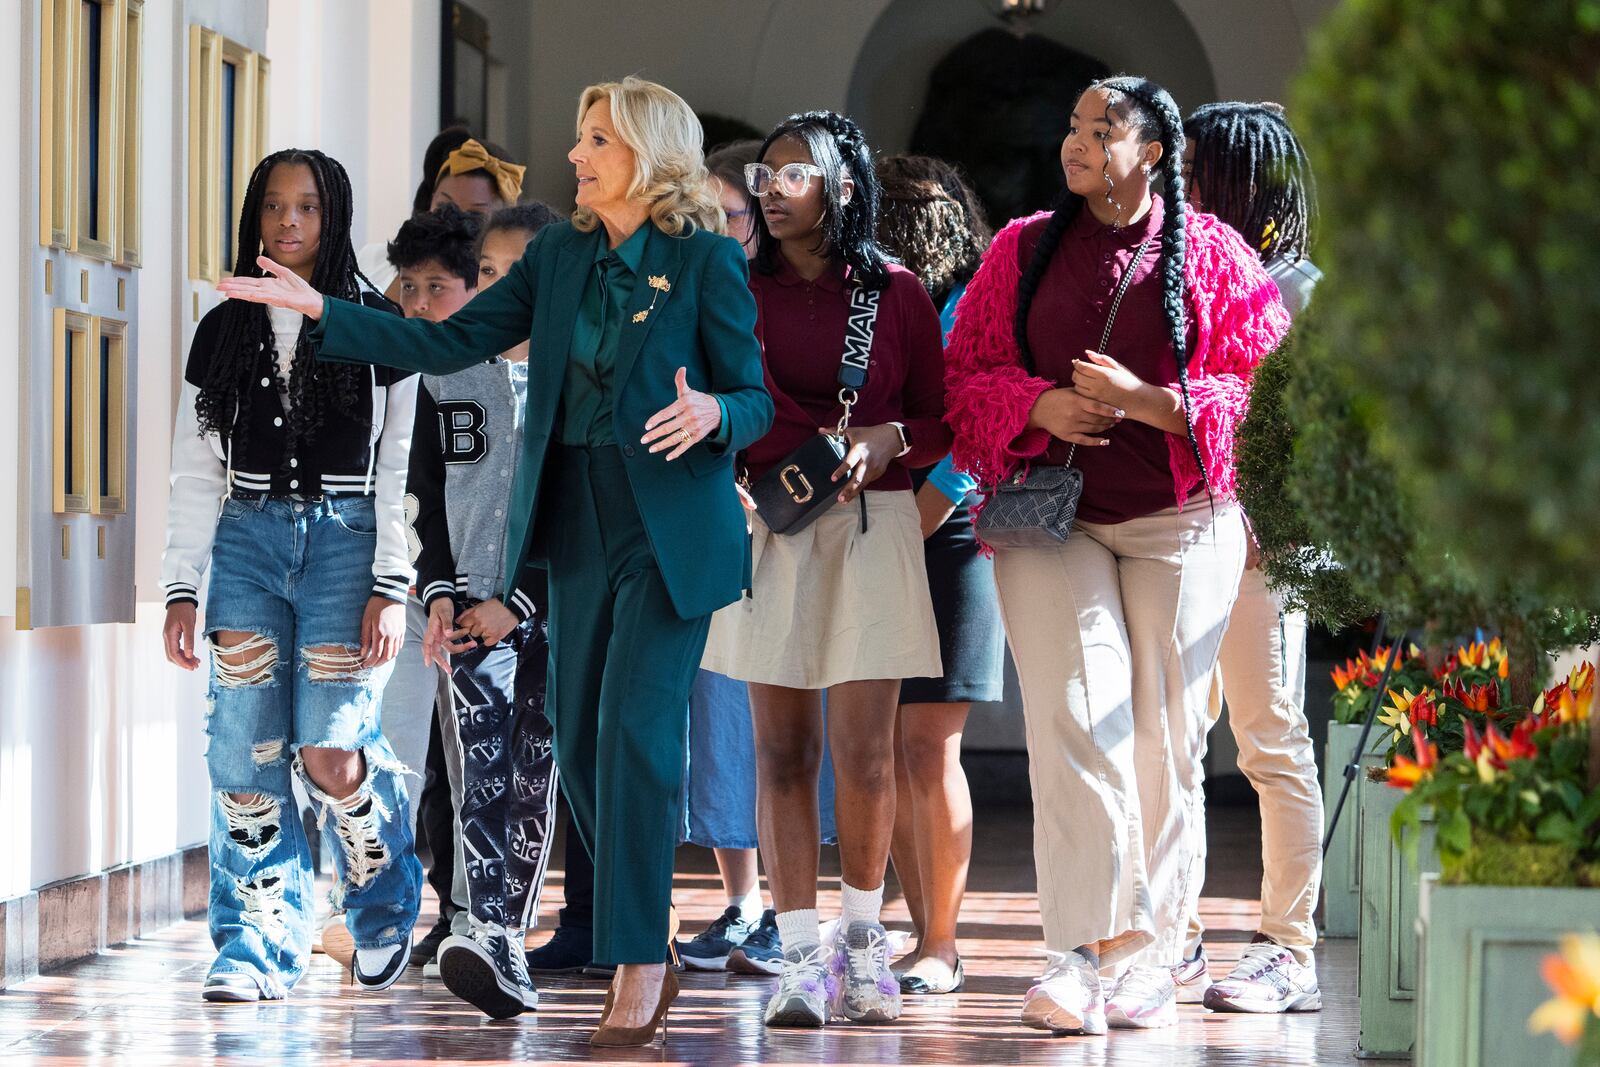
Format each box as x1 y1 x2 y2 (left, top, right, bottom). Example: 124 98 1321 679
589 966 679 1047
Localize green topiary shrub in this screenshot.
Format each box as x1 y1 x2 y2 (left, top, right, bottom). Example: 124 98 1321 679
1292 0 1600 604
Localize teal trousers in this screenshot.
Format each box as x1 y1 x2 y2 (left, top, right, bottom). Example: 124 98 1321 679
541 444 711 964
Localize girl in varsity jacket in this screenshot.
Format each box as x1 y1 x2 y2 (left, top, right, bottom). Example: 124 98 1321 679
159 149 422 1003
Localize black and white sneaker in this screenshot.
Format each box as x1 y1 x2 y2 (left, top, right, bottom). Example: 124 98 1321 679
201 970 262 1003
439 919 536 1019
353 939 412 991
1203 936 1321 1014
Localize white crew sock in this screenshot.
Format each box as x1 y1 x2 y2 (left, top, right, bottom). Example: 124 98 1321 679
775 908 821 956
729 885 764 923
839 881 884 932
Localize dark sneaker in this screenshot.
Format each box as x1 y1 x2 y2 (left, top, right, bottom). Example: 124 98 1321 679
1203 937 1321 1014
439 919 538 1019
1172 943 1212 1003
353 939 412 991
410 915 452 967
525 924 594 974
678 905 755 972
728 909 784 976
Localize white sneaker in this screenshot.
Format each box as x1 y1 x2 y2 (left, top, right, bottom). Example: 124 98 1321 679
1203 938 1321 1013
1171 944 1212 1003
763 943 836 1028
1020 950 1107 1035
836 921 902 1023
1106 965 1178 1029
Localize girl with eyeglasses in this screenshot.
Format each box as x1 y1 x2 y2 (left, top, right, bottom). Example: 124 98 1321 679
700 111 951 1028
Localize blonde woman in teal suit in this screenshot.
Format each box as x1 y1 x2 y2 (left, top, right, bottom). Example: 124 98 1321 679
219 77 772 1045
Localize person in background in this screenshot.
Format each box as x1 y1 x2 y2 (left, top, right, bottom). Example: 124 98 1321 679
396 203 561 1019
944 76 1289 1034
701 111 951 1028
873 154 1003 997
1177 100 1323 1015
161 149 422 1002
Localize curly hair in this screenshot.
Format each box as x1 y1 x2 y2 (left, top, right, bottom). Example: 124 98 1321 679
387 204 484 288
751 110 893 292
1183 101 1316 263
1013 75 1208 492
481 201 564 247
195 149 381 456
875 154 992 306
570 77 724 238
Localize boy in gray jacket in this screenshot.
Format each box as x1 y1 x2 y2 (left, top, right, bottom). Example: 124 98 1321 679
395 204 560 1019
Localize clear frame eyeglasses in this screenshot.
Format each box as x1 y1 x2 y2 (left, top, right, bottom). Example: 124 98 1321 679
745 162 826 198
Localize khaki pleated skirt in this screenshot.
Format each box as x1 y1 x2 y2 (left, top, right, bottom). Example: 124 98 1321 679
702 490 942 690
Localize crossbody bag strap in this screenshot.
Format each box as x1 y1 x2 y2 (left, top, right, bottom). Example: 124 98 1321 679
1064 234 1154 468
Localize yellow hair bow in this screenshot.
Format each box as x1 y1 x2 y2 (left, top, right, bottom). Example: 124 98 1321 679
437 138 525 206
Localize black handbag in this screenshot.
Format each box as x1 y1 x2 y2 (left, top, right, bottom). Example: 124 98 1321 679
976 234 1153 548
746 281 881 536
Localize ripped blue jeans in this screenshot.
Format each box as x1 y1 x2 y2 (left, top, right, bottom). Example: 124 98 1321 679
203 494 422 998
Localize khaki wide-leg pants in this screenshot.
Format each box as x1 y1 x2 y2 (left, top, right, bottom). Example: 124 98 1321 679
994 502 1245 968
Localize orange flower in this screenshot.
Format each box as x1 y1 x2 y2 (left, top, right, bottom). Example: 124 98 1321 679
1443 677 1500 713
1386 732 1438 790
1530 933 1600 1045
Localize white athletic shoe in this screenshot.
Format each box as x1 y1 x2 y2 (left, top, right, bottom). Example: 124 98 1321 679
1106 964 1178 1029
763 944 836 1028
352 940 411 991
1021 950 1107 1035
1203 937 1321 1013
1171 944 1212 1004
836 921 902 1023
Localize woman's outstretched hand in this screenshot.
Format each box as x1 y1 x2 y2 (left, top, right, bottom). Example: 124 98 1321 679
643 367 722 461
215 256 325 319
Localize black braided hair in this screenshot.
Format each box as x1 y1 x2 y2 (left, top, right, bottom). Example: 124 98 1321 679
195 149 377 459
752 111 892 292
388 204 484 288
1014 75 1209 493
1183 102 1316 264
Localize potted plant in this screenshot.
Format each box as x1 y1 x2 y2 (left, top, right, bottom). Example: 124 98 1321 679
1389 666 1600 1067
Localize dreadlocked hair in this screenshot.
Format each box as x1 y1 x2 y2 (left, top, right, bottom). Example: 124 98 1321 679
1014 75 1209 494
1183 102 1316 264
195 149 378 458
752 111 892 292
875 154 993 307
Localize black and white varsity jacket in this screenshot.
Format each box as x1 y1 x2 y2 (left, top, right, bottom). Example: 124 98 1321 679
408 359 545 624
161 293 419 607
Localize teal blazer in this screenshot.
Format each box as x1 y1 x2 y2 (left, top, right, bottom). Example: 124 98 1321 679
313 220 773 620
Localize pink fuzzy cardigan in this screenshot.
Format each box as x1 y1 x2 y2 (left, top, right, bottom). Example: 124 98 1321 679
944 209 1290 508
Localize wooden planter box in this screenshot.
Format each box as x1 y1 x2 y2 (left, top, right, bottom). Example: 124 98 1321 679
1416 880 1594 1067
1357 766 1438 1059
1322 722 1376 938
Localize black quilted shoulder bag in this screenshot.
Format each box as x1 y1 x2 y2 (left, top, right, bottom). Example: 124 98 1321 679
976 234 1154 548
745 281 881 535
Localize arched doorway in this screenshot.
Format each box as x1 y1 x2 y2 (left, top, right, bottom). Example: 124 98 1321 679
910 28 1107 224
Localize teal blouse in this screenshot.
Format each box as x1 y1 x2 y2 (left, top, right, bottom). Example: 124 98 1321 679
557 225 649 445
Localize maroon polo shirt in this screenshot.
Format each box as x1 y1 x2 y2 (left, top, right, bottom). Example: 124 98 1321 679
1019 196 1198 524
745 255 951 491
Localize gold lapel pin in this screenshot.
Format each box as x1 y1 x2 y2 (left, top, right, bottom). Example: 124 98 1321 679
634 275 672 324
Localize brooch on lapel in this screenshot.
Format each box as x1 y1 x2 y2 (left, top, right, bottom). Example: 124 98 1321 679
633 275 673 324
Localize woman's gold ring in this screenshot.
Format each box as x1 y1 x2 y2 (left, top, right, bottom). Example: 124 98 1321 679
678 428 692 443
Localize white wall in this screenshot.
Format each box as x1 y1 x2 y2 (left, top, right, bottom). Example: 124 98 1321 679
0 0 440 900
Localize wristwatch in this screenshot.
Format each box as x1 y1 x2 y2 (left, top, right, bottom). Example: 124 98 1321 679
888 421 912 458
